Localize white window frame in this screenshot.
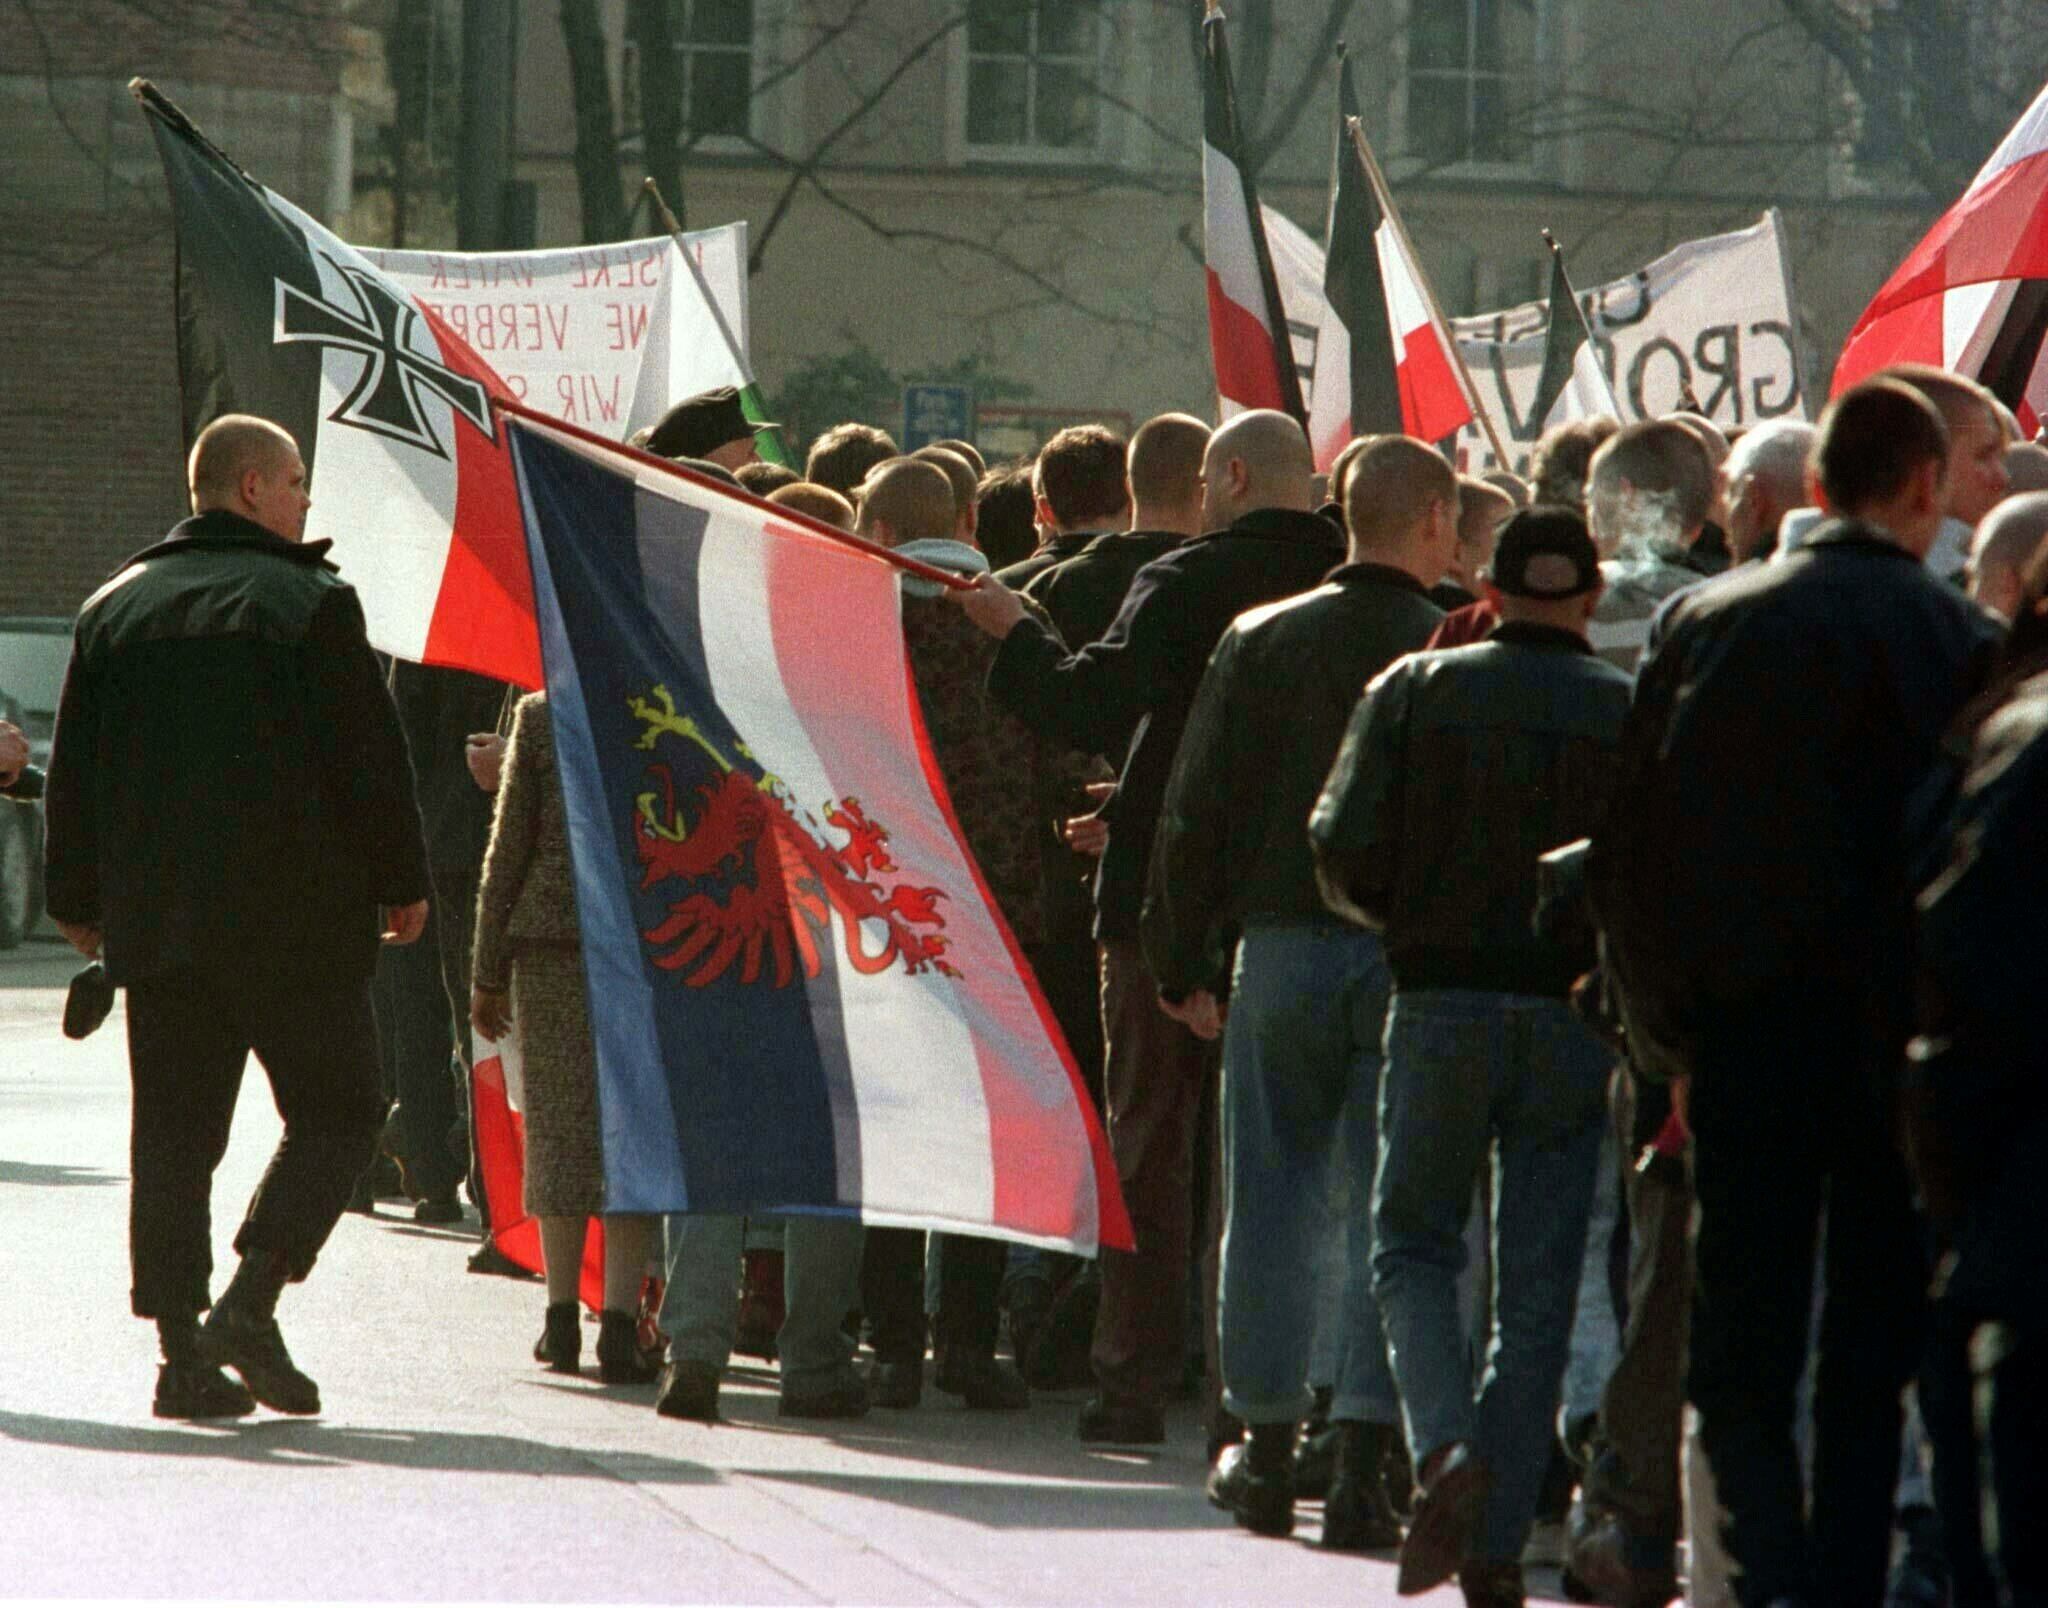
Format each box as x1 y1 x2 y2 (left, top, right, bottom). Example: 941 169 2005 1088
660 0 765 156
949 0 1118 167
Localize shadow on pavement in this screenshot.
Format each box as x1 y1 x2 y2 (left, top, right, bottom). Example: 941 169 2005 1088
0 1159 123 1188
0 1408 720 1483
738 1467 1225 1531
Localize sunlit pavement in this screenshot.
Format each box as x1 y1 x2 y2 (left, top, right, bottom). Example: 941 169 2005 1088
0 954 1569 1604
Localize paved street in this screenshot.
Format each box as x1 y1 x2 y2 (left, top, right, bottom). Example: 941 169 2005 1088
0 943 1567 1604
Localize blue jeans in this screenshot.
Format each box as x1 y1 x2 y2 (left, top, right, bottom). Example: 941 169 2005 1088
660 1212 864 1392
1374 988 1612 1565
1218 924 1398 1427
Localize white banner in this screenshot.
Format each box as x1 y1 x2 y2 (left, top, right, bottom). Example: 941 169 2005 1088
1451 212 1808 470
360 224 750 440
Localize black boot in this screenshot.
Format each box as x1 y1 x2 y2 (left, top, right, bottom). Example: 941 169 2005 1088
596 1309 660 1385
534 1301 581 1374
1321 1420 1405 1551
1206 1420 1298 1537
153 1312 255 1420
199 1252 320 1415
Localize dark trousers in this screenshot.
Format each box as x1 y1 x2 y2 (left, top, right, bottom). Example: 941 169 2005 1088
860 1227 1007 1364
374 899 464 1199
126 969 387 1318
1685 1012 1925 1608
1091 937 1219 1408
1589 1072 1692 1557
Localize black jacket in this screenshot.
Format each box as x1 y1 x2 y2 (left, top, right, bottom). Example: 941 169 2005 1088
1313 623 1633 996
1143 563 1442 996
1033 529 1187 650
1587 520 1999 1057
43 511 430 986
990 506 1346 940
993 530 1100 595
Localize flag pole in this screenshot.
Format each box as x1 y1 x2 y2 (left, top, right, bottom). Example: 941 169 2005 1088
493 396 972 590
1345 115 1513 468
641 177 794 467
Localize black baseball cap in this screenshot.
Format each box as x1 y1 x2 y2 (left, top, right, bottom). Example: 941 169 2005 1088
643 386 774 460
1488 505 1601 598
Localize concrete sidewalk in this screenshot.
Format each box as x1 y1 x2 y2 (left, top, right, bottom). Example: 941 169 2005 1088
0 978 1570 1604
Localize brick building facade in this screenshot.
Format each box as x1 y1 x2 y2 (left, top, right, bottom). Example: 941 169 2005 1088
0 2 349 615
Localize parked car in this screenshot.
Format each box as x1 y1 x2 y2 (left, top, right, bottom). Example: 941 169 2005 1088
0 617 71 949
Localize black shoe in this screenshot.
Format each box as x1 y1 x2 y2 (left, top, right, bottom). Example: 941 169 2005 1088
413 1193 464 1226
1077 1393 1166 1446
1458 1559 1525 1608
868 1358 923 1409
934 1353 1029 1410
1321 1421 1405 1552
153 1361 256 1420
655 1360 721 1422
198 1307 320 1415
597 1310 661 1385
1206 1427 1297 1538
534 1301 581 1374
1398 1443 1493 1596
468 1241 540 1279
780 1366 870 1420
1565 1506 1679 1608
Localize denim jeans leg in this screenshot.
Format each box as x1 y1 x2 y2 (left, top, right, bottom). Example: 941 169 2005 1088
1333 933 1399 1427
1561 1113 1624 1435
1306 1154 1346 1392
778 1215 864 1389
1472 998 1611 1565
661 1212 746 1368
1218 926 1347 1426
1376 990 1496 1466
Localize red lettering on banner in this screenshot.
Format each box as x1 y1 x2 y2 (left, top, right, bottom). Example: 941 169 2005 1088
518 303 542 351
587 373 621 422
429 255 448 290
635 247 661 287
448 258 472 291
556 372 579 421
495 304 519 351
444 304 470 342
472 304 496 351
545 305 569 350
508 373 529 401
592 253 615 289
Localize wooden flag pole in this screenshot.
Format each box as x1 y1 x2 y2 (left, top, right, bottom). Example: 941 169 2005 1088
1346 116 1513 468
641 177 795 466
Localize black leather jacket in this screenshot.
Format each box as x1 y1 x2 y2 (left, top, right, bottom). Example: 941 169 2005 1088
1312 623 1632 996
43 511 429 985
989 506 1346 940
1142 562 1441 997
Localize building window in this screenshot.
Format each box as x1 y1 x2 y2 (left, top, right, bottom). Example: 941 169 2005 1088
1406 0 1538 167
965 0 1103 153
674 0 754 138
1851 5 1913 171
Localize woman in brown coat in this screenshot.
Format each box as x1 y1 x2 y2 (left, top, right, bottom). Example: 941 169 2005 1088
470 691 659 1382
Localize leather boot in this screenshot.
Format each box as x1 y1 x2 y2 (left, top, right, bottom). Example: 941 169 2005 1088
1206 1420 1298 1537
1321 1420 1406 1551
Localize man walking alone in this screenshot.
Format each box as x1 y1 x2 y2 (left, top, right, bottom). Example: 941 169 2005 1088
44 414 431 1420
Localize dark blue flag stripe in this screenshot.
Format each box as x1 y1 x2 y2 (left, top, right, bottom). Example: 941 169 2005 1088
513 426 850 1214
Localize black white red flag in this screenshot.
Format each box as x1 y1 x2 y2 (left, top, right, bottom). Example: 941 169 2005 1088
1201 7 1306 424
1835 78 2048 430
139 82 540 688
1531 239 1622 432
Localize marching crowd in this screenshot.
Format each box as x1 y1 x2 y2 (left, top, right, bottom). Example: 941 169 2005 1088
8 367 2046 1608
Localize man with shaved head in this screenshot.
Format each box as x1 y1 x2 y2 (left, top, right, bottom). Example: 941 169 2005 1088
910 445 982 547
1967 491 2048 622
1723 419 1817 563
1586 420 1719 671
1145 435 1453 1543
44 412 430 1422
957 408 1343 1449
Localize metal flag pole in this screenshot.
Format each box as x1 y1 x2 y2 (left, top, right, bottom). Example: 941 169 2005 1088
1345 115 1514 468
642 177 794 466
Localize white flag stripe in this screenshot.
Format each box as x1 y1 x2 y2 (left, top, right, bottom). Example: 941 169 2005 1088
685 521 998 1228
267 188 459 661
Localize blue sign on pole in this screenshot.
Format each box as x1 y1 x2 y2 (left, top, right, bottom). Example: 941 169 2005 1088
902 383 975 451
